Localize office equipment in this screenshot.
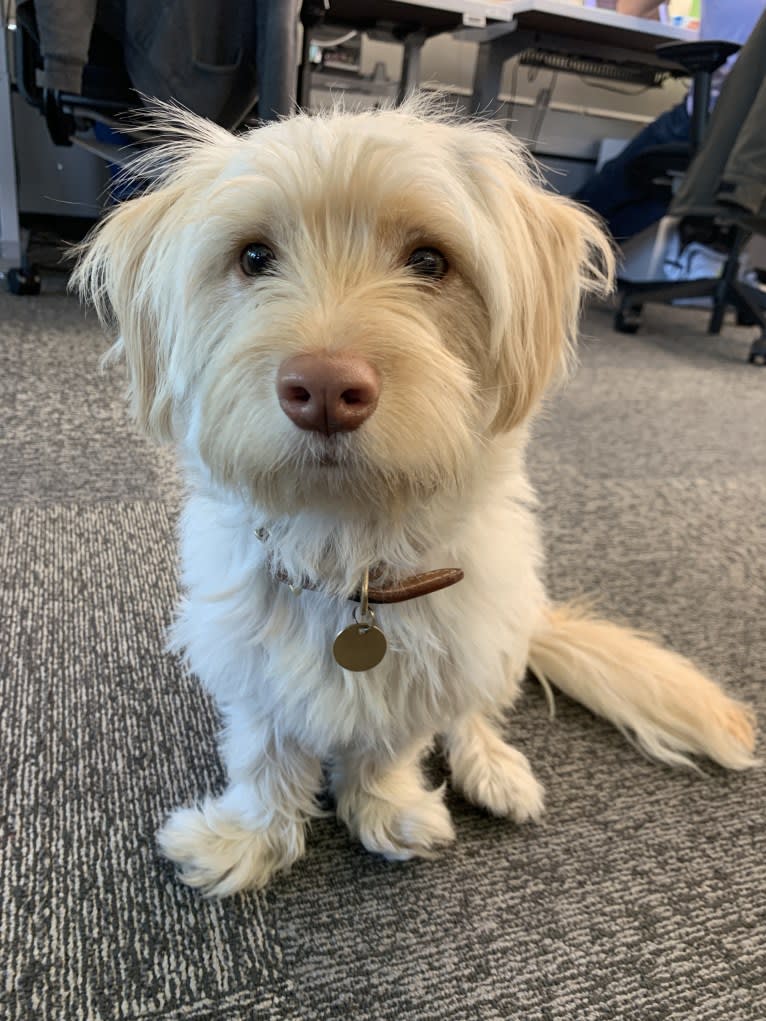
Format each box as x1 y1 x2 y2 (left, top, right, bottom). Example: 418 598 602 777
616 12 766 364
1 1 299 294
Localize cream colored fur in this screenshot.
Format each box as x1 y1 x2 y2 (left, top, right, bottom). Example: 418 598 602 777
73 97 759 898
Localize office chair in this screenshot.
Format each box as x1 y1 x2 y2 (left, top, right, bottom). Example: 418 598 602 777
620 39 738 203
5 1 138 294
615 21 766 366
13 1 136 147
6 0 300 295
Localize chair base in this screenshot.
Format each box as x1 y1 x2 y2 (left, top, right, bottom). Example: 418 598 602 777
6 265 41 296
616 223 766 365
749 333 766 366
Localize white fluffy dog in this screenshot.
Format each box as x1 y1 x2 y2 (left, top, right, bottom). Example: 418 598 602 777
75 98 758 897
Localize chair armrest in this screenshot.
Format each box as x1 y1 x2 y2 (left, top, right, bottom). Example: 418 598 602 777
656 40 740 75
658 40 741 152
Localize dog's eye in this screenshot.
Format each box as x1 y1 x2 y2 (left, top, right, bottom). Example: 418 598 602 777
406 247 448 280
240 243 276 277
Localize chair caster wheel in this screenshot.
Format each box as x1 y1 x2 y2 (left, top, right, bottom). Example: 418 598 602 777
7 266 41 295
748 334 766 365
737 306 759 327
615 306 641 334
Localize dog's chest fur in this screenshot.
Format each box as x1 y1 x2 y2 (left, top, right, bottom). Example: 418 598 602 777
170 444 547 756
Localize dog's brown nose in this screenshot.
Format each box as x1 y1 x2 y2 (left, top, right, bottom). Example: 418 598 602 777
276 353 380 434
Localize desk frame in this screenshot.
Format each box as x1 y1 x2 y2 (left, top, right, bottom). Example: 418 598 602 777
301 0 695 117
462 2 695 116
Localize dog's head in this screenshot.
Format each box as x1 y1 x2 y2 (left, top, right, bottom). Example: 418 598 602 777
74 98 612 514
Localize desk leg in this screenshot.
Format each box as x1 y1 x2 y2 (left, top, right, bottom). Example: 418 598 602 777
0 18 22 268
297 24 312 111
471 32 533 118
257 0 300 120
397 31 427 106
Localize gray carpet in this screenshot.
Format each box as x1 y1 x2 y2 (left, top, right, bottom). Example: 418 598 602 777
2 279 765 1021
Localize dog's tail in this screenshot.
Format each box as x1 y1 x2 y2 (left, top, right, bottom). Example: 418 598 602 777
528 602 759 770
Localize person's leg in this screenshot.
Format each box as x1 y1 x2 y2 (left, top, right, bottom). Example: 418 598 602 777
575 101 691 242
717 73 766 215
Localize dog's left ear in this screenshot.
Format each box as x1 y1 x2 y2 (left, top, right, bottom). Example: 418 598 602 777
459 129 614 433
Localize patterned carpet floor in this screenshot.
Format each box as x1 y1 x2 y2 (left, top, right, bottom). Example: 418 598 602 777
1 279 765 1020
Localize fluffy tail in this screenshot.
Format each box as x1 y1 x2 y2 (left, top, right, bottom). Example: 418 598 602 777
528 602 759 770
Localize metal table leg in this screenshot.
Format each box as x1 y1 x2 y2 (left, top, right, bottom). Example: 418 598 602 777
468 25 535 118
0 15 22 269
397 30 427 106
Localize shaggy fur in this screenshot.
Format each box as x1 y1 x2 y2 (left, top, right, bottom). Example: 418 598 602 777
74 98 759 897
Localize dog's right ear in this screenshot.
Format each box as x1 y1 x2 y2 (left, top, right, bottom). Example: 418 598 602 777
73 185 184 441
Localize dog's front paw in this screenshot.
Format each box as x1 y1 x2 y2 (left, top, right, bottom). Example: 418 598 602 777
452 741 545 824
343 784 456 862
157 799 304 897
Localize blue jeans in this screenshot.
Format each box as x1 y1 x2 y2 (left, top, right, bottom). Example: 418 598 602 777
575 101 691 242
93 122 142 202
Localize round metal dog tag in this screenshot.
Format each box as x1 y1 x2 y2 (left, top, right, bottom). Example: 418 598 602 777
333 620 387 672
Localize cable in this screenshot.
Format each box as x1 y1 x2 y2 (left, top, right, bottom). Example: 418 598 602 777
507 60 519 122
529 71 558 150
314 30 358 48
578 76 653 96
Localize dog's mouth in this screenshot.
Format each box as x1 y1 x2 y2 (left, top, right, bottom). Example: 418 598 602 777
303 433 349 469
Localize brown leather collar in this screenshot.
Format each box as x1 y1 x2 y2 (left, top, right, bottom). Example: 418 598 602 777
273 566 464 604
255 528 463 604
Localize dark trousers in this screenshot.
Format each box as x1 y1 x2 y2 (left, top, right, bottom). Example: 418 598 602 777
718 70 766 214
672 8 766 220
575 101 691 242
